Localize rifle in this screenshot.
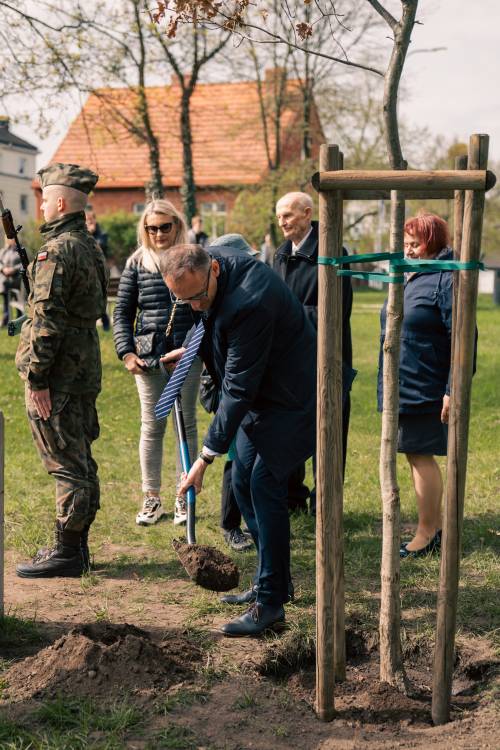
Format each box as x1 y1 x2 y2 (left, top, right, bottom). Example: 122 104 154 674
0 196 30 336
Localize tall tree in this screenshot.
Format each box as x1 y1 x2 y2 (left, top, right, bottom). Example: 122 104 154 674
150 18 230 222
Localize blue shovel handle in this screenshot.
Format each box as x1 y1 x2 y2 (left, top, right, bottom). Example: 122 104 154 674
173 397 196 544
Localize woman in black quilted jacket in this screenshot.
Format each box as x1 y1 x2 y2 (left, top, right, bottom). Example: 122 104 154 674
113 199 201 526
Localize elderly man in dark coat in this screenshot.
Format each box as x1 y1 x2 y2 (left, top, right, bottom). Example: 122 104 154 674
160 243 316 636
274 191 354 514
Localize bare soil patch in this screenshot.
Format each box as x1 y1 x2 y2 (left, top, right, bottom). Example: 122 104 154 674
1 550 498 749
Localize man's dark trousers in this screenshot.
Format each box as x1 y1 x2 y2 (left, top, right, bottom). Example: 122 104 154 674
231 426 290 606
288 393 351 513
220 459 242 532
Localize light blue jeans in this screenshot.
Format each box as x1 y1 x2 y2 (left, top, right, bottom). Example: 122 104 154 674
134 357 202 496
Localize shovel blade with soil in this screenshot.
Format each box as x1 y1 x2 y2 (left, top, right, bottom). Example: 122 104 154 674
173 398 240 592
172 539 239 591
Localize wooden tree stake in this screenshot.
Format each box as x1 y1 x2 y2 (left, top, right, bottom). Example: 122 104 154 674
316 143 344 720
432 134 489 725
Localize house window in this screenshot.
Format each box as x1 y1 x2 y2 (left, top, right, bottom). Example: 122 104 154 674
133 203 145 214
201 202 226 239
20 194 28 212
19 157 27 175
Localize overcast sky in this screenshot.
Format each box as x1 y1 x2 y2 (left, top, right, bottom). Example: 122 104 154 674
402 0 500 162
9 0 500 168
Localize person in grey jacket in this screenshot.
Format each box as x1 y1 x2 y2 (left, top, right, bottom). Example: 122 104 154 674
113 199 201 527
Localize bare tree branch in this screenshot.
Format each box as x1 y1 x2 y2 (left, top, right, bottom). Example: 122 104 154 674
365 0 397 31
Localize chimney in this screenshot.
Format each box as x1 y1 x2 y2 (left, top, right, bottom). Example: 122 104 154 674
0 116 9 130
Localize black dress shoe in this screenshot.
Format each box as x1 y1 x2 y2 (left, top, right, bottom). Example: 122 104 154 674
220 602 286 637
220 585 258 605
221 582 294 605
400 529 442 559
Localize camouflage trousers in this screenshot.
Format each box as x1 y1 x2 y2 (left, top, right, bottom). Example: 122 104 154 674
25 386 100 532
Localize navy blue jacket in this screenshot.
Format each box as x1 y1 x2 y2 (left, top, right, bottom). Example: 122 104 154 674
200 249 317 481
113 257 198 365
378 248 454 414
273 221 353 369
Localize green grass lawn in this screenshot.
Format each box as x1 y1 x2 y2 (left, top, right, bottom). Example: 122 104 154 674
0 289 499 644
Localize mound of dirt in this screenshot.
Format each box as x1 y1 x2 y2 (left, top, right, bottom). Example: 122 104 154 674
172 539 239 592
2 622 204 703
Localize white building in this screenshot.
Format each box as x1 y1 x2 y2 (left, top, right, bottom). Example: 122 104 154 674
0 116 38 234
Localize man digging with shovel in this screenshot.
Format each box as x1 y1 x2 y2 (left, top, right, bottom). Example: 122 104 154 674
160 242 316 637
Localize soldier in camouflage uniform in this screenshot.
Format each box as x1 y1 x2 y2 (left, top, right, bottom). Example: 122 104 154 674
15 163 108 578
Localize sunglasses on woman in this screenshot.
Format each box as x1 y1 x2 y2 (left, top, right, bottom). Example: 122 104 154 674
146 222 174 235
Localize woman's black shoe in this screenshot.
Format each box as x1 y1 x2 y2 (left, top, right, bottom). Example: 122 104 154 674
400 529 442 559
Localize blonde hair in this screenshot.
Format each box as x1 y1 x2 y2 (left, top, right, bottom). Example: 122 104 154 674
127 198 188 273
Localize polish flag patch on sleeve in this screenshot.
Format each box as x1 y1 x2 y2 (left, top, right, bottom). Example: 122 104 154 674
37 251 48 261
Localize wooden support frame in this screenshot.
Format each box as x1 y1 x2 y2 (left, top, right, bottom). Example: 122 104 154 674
314 137 492 725
312 169 495 194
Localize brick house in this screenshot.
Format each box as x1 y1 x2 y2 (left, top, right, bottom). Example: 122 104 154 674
42 76 324 236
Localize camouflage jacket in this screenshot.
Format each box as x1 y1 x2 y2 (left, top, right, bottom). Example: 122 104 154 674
16 212 109 393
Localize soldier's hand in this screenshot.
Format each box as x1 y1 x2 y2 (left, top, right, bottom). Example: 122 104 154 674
123 353 147 375
160 348 186 372
29 388 52 420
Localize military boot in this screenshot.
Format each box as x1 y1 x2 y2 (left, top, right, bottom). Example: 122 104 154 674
16 523 84 578
80 524 92 573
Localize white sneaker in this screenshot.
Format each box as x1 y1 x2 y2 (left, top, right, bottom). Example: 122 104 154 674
173 496 187 526
136 495 167 526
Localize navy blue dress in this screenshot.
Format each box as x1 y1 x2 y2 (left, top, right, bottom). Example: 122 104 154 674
378 248 454 455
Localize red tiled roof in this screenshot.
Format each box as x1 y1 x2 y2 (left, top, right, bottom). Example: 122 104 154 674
52 79 319 189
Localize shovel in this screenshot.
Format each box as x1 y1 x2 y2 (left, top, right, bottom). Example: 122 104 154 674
172 396 239 592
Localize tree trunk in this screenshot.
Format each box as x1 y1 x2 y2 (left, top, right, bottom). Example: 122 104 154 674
379 191 406 689
302 80 312 159
138 87 164 199
134 0 164 198
377 0 417 689
180 85 197 223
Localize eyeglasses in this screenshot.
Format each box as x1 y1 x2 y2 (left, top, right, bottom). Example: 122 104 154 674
146 222 173 235
170 266 212 304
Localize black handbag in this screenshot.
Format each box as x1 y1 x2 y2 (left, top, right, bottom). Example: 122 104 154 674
199 368 220 414
133 331 163 369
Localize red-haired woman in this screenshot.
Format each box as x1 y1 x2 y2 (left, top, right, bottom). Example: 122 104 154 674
378 212 454 558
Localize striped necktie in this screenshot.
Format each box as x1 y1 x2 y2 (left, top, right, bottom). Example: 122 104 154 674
154 320 205 420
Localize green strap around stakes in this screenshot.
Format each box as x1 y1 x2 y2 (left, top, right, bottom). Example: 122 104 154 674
318 253 486 283
318 251 404 266
391 259 485 272
337 270 404 283
318 252 405 283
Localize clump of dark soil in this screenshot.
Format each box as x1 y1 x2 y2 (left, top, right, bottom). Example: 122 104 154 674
172 539 239 592
2 622 204 703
